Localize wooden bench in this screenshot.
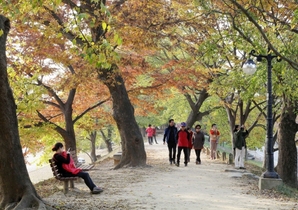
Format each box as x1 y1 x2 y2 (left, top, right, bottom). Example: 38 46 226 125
70 151 94 171
49 159 78 194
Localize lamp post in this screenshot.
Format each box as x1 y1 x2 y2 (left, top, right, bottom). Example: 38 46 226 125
243 47 281 179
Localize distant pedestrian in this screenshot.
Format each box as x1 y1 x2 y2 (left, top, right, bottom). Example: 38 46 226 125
146 124 154 145
152 125 158 144
186 127 193 163
192 124 205 164
176 122 189 167
209 124 220 160
234 125 249 169
163 119 178 164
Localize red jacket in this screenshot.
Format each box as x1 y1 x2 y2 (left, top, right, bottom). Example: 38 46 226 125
210 129 220 141
53 151 81 175
146 127 154 137
177 129 189 147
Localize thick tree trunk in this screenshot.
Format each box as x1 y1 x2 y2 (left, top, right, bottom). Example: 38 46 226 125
0 15 46 210
99 67 146 168
276 102 298 187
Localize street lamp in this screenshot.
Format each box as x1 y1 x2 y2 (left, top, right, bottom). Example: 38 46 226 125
243 48 281 179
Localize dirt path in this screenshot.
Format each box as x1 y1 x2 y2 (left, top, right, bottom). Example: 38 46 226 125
44 138 298 210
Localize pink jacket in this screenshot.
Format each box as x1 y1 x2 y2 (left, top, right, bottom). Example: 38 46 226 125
146 127 154 137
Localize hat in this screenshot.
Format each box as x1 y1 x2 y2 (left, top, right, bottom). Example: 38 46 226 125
181 122 186 127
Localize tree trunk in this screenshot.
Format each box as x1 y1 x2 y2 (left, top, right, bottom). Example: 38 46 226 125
276 101 298 187
90 131 97 162
99 128 113 153
99 67 146 168
0 15 46 210
184 89 210 128
106 127 113 153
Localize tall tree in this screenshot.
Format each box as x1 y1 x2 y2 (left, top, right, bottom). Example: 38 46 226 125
216 0 298 186
0 15 45 209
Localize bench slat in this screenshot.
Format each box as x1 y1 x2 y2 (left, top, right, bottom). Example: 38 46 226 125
49 159 78 194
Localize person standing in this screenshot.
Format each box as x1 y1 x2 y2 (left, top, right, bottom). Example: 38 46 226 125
163 119 178 164
146 124 154 145
176 122 189 167
234 125 249 169
186 127 193 163
193 124 205 164
209 124 220 160
152 125 158 144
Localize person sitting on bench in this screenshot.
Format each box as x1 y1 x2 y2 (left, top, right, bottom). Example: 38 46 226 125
52 142 103 194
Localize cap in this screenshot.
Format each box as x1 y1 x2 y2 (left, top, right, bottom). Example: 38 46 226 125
181 122 186 127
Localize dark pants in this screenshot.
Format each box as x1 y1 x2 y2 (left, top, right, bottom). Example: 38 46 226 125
148 136 153 144
153 135 158 144
167 141 177 163
77 171 96 191
188 148 192 162
195 149 202 163
177 146 188 164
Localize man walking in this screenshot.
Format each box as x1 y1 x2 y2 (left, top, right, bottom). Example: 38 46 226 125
163 119 178 165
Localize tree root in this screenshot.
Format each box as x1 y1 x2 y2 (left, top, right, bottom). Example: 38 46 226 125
3 194 47 210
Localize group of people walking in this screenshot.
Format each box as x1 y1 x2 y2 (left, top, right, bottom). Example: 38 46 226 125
161 119 249 170
162 119 207 167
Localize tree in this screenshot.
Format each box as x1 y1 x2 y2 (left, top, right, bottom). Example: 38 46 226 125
0 15 45 210
213 0 298 186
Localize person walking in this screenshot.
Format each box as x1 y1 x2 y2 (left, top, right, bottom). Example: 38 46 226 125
146 124 154 145
192 124 205 164
52 142 103 194
163 119 178 165
152 125 158 144
209 124 220 160
234 125 249 169
186 127 193 163
176 122 189 167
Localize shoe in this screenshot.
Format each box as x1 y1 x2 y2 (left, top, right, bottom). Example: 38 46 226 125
170 161 172 165
173 160 176 164
199 161 201 164
196 161 198 165
155 142 158 144
175 163 179 167
239 167 246 169
92 187 103 194
184 163 187 166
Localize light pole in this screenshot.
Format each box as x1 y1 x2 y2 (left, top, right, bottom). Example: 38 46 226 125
243 47 281 179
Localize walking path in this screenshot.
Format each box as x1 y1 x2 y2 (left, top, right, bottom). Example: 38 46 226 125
43 136 298 210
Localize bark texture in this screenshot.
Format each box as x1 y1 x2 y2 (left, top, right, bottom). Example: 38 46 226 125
99 67 146 168
0 15 46 210
276 101 298 188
